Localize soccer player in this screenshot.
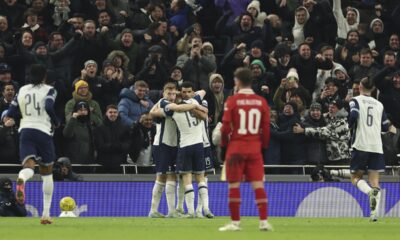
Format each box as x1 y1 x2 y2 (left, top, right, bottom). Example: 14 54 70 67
170 82 212 218
6 64 60 224
219 67 272 231
349 77 389 222
148 83 201 218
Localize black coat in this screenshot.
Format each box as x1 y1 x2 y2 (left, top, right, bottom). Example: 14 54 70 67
0 179 27 217
0 124 19 164
95 117 131 171
129 122 156 163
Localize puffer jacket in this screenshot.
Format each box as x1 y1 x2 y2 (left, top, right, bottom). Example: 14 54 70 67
304 109 350 162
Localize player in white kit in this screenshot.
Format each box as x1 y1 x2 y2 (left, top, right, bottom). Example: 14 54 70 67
349 77 389 222
6 64 60 224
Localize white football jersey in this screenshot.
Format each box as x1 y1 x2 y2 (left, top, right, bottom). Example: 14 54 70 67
351 95 384 153
16 84 56 136
153 99 178 147
172 99 203 148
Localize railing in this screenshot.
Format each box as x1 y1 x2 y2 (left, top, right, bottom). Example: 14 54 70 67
1 164 399 175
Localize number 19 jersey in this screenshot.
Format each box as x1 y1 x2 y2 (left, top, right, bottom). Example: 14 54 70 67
221 89 270 153
16 84 56 136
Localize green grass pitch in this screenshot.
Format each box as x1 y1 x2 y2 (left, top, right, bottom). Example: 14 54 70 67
1 217 400 240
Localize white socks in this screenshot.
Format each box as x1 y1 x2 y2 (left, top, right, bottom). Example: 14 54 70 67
150 181 165 213
18 168 34 183
330 169 351 178
177 177 185 211
41 174 54 218
356 179 372 195
184 184 195 215
165 181 176 214
197 181 210 214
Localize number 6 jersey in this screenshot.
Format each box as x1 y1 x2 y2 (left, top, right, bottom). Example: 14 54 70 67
349 95 389 153
220 89 270 153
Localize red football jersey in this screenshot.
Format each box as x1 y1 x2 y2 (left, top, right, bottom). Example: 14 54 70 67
220 89 270 153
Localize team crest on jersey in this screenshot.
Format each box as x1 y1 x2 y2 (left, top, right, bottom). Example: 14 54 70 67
349 101 355 108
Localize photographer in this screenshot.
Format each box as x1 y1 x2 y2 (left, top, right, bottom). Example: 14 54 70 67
0 178 27 217
53 157 83 181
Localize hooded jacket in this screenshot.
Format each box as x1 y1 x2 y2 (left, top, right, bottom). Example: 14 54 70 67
204 74 229 127
333 0 360 39
0 178 27 217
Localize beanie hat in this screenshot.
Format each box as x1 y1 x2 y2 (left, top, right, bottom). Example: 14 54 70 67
310 102 322 111
33 41 46 51
102 59 114 69
286 68 299 81
74 80 89 92
370 18 384 32
330 99 344 110
202 42 214 52
250 59 266 74
247 0 261 13
251 39 264 50
1 110 8 121
84 60 97 69
75 101 89 110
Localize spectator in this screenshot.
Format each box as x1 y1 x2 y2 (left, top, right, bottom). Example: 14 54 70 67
168 0 191 35
0 0 26 29
317 77 344 113
118 80 154 126
250 59 274 104
63 101 96 165
204 73 228 128
176 23 202 56
219 40 247 89
125 0 151 30
51 0 71 27
65 80 102 127
53 157 83 181
0 82 16 114
0 110 18 164
246 1 267 28
332 0 360 40
264 108 281 173
293 100 351 165
176 39 216 90
368 18 387 54
299 102 328 165
137 45 169 90
168 65 184 89
0 15 13 47
0 177 27 217
291 6 319 50
57 13 84 41
21 8 48 43
95 105 131 173
349 48 379 84
129 111 156 166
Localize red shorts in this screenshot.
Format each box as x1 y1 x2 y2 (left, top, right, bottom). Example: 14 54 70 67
225 152 264 182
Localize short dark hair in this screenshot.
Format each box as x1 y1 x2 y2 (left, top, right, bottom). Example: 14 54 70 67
30 64 47 85
234 67 252 87
360 48 372 56
1 82 15 92
134 80 148 89
360 77 375 91
384 50 396 58
181 81 194 90
106 104 118 111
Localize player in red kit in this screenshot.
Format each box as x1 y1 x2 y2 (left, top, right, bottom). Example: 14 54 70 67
219 67 273 232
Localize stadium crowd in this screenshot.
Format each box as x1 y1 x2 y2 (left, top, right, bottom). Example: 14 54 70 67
0 0 400 174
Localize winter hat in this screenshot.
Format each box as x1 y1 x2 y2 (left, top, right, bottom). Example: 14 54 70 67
310 102 322 111
274 43 291 58
247 0 261 13
102 59 114 69
33 41 46 51
370 18 384 32
75 101 89 110
1 110 8 121
286 68 299 81
148 45 163 54
250 59 266 74
0 63 11 74
202 42 214 52
74 80 89 92
251 39 264 50
330 99 344 110
84 60 97 69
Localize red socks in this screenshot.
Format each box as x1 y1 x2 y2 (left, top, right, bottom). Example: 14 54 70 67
255 188 268 220
228 188 241 221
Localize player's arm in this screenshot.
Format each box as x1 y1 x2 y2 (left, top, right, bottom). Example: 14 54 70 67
195 90 206 100
261 101 270 149
166 102 197 112
348 99 359 128
149 100 165 118
381 111 390 132
220 98 233 148
45 88 60 127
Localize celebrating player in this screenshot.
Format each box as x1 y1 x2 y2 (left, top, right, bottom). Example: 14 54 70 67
148 83 200 218
219 67 272 231
6 64 60 224
349 77 389 222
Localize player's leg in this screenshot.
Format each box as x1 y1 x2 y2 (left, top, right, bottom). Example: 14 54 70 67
176 174 185 214
165 174 179 217
219 154 245 231
149 174 166 217
247 153 272 231
366 153 385 222
181 172 195 217
16 129 38 204
39 165 54 224
350 150 372 194
195 173 213 218
37 133 56 225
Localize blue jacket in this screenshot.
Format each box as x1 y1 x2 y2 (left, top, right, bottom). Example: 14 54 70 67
118 87 154 126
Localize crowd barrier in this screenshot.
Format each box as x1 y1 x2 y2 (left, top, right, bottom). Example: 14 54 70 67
20 181 400 218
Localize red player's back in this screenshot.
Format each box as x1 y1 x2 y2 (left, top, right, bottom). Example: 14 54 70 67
221 89 270 154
